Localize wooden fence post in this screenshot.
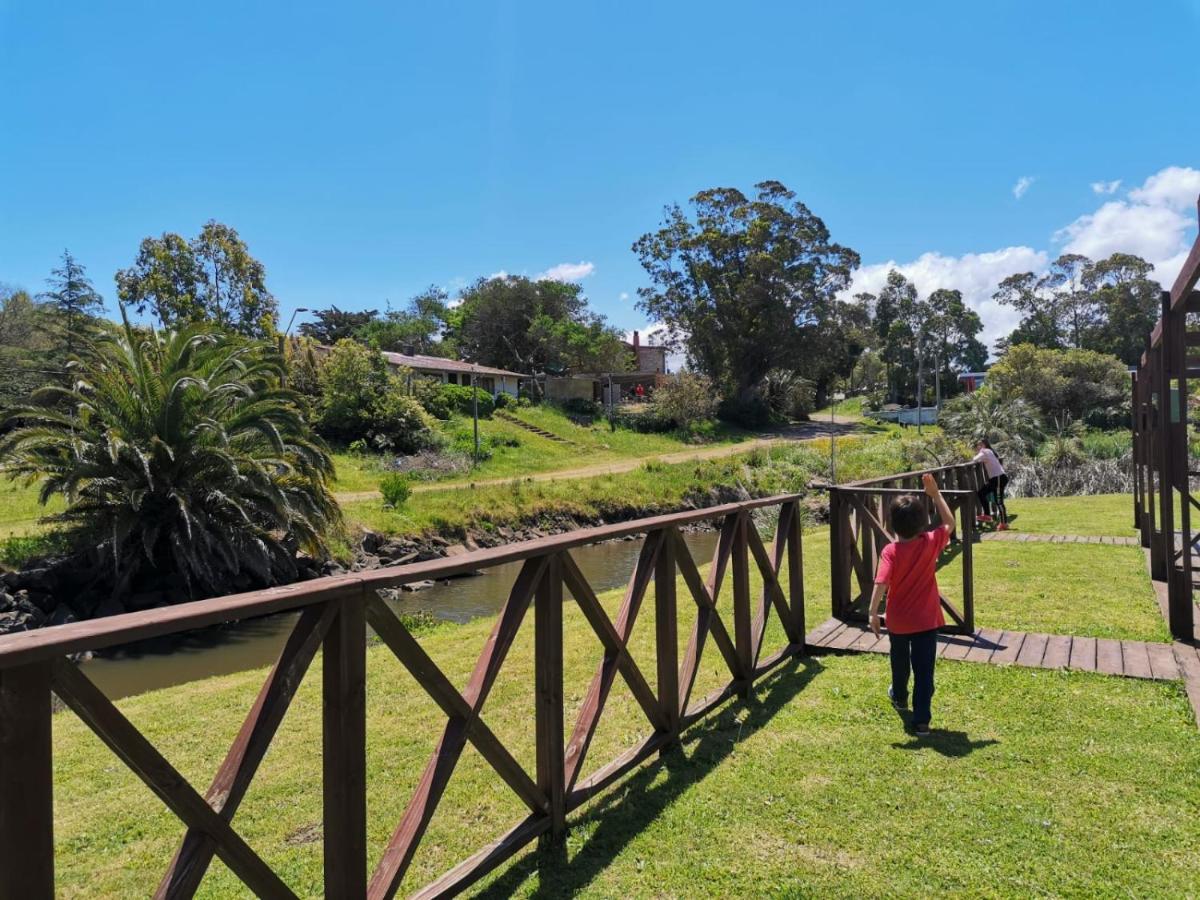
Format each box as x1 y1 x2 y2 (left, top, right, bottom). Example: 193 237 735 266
654 529 680 740
323 589 367 900
829 490 848 620
732 513 752 695
0 662 54 900
788 500 805 649
535 555 566 842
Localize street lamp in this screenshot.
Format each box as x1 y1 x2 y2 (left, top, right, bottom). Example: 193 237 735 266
284 307 311 336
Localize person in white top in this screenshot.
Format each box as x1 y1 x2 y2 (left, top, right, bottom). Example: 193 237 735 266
972 440 1008 530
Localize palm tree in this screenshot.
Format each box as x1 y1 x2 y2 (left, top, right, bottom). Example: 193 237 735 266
940 387 1042 460
0 315 340 598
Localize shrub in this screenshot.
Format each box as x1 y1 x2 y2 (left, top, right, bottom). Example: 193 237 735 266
940 388 1043 459
317 340 438 452
985 344 1129 426
650 373 718 429
558 397 601 417
717 395 776 429
379 472 413 508
418 383 495 420
0 318 340 596
609 408 676 433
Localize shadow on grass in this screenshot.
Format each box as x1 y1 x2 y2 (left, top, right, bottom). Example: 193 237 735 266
475 655 826 898
890 730 999 758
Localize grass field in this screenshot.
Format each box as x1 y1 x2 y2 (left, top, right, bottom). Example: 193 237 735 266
45 516 1199 897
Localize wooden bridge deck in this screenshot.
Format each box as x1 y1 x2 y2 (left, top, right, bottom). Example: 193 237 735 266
806 617 1197 683
977 531 1139 546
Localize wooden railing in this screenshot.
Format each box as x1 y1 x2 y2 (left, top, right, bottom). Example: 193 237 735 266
825 462 984 635
1133 194 1200 641
0 495 806 899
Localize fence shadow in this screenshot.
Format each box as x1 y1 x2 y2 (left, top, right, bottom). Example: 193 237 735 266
474 655 826 898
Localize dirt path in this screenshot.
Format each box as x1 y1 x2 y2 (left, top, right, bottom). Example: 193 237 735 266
334 416 860 503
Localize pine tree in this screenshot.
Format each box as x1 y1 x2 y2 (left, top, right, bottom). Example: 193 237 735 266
39 250 104 356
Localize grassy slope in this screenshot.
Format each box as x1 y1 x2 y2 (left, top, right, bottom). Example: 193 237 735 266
48 527 1198 897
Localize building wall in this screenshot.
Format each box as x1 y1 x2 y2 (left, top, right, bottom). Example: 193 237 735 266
544 376 596 402
634 346 667 374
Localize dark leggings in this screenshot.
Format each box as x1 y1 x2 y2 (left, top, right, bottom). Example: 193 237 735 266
995 474 1008 524
889 628 938 725
976 478 997 516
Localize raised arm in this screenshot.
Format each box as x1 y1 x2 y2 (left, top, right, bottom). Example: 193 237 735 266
922 472 954 531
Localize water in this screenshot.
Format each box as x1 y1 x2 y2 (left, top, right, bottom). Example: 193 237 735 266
80 531 720 701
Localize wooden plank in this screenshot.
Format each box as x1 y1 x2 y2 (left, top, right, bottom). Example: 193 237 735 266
368 557 545 899
1015 633 1049 668
409 815 549 900
1172 643 1200 724
323 591 367 900
964 628 1003 663
813 620 850 648
158 601 338 898
1094 638 1124 676
50 661 296 899
672 525 742 691
365 598 544 813
562 537 668 785
654 531 680 737
1068 636 1098 672
988 633 1025 666
732 514 752 691
535 557 566 842
805 617 843 646
941 634 976 661
745 514 795 658
0 496 805 671
788 501 806 645
1146 642 1181 680
826 624 864 651
1041 635 1072 669
847 627 882 652
1121 641 1154 679
0 662 54 899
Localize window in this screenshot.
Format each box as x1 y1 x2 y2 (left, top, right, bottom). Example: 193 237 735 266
446 373 458 385
479 376 495 393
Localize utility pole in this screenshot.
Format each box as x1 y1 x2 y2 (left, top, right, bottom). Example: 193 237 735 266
471 366 480 465
916 334 924 435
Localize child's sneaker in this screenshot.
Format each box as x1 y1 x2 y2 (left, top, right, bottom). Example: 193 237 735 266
976 514 993 523
888 686 907 710
997 522 1009 531
914 722 931 737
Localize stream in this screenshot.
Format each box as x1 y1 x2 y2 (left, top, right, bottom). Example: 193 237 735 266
80 530 721 701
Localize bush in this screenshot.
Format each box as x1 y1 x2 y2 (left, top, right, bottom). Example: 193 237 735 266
494 391 512 409
650 374 718 429
985 344 1129 426
0 318 340 596
558 397 601 417
717 395 776 429
418 383 495 420
317 341 439 452
609 408 676 433
379 472 413 508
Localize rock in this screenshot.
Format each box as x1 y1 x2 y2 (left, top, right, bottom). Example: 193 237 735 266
11 566 55 593
428 535 450 548
360 531 385 554
463 537 480 552
444 544 469 557
47 605 77 628
93 597 126 620
393 551 419 565
18 590 56 613
402 580 436 592
126 590 166 612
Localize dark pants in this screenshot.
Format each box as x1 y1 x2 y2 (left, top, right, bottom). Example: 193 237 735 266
977 477 998 516
889 628 938 725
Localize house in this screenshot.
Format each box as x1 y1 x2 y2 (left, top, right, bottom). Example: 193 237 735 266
379 350 524 397
627 330 668 375
958 371 988 393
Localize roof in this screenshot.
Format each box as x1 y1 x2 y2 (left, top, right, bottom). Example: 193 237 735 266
379 350 525 379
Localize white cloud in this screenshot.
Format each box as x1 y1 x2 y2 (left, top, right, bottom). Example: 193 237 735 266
1012 176 1035 199
1128 166 1200 210
847 247 1047 354
535 261 595 282
844 165 1200 359
618 291 630 302
1091 179 1121 195
488 269 510 280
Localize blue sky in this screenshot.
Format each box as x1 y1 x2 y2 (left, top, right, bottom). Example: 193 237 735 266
3 1 1199 351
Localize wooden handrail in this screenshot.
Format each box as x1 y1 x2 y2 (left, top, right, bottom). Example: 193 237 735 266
0 495 808 898
837 460 980 488
0 493 801 671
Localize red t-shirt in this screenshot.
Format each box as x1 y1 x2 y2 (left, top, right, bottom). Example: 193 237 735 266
874 526 949 634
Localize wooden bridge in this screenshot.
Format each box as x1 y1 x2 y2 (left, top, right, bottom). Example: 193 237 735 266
0 495 808 899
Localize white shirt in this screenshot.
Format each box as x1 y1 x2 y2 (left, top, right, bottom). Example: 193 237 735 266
974 448 1005 480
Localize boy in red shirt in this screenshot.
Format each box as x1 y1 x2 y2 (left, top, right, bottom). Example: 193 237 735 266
868 473 954 736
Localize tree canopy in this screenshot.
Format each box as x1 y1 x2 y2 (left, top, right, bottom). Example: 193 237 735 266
451 276 628 375
633 181 860 403
992 252 1159 365
39 249 104 356
115 220 277 338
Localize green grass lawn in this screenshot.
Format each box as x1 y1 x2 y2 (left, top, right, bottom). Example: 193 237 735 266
1005 493 1138 537
46 537 1200 897
0 476 62 539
